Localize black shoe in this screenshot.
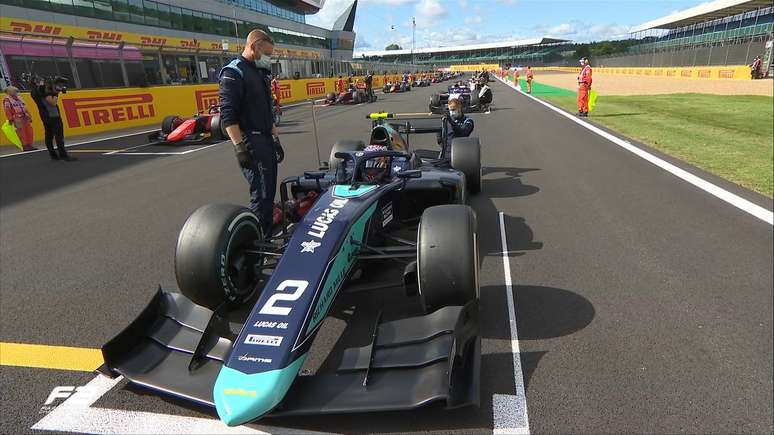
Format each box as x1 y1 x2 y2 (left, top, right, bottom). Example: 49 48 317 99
50 154 60 161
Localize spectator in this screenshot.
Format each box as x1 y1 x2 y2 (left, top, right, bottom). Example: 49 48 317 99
2 86 36 151
31 78 72 160
751 55 763 79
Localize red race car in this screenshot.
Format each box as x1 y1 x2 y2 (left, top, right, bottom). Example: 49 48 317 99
150 105 227 144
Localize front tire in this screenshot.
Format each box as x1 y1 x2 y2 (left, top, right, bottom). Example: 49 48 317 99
450 137 482 194
418 205 479 313
209 114 224 141
162 115 182 134
175 204 264 310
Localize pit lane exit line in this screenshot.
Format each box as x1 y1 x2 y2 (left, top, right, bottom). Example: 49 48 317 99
495 76 774 225
0 342 101 372
493 212 531 434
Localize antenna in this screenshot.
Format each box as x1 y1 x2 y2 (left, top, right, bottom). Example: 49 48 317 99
412 17 416 65
310 100 324 169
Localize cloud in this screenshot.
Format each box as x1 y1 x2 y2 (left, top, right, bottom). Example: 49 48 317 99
547 23 577 36
496 0 518 4
414 0 448 28
464 15 482 25
355 37 372 49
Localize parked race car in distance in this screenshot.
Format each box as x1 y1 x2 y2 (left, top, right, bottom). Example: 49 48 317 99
429 79 493 114
149 105 227 144
324 84 377 105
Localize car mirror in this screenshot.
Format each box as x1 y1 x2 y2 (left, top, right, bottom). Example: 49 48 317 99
396 169 421 179
304 171 326 180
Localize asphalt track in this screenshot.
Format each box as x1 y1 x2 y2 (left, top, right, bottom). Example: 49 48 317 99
1 79 772 434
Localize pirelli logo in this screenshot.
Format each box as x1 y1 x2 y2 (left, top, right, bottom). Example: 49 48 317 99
666 70 677 77
681 70 692 77
653 70 663 76
306 81 326 96
10 21 61 36
278 84 291 99
698 70 711 78
195 89 220 112
62 94 155 128
718 69 735 79
86 31 122 41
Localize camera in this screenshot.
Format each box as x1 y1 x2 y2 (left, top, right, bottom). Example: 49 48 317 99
21 73 69 95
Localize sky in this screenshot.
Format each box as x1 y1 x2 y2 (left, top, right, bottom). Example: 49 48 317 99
306 0 711 53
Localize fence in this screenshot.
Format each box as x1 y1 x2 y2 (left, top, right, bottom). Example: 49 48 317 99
595 39 770 68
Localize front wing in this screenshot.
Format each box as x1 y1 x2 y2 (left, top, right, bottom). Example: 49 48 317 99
101 287 480 418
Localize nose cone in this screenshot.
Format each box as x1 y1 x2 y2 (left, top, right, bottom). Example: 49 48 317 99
213 356 307 426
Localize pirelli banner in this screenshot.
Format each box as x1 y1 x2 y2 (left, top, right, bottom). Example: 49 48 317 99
0 76 406 146
534 65 752 80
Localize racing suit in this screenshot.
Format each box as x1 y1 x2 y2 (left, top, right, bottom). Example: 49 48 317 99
219 56 277 235
577 64 592 115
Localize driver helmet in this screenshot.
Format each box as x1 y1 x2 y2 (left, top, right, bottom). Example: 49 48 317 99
362 144 389 182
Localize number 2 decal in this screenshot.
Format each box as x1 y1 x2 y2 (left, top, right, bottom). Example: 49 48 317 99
258 280 308 316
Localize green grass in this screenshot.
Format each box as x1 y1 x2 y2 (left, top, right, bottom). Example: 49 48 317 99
531 85 773 197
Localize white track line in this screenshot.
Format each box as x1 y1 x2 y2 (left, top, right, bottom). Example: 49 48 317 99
0 129 157 159
31 375 330 434
104 142 224 156
495 76 773 225
493 212 530 434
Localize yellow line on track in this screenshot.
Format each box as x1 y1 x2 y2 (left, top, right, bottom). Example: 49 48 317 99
0 342 102 372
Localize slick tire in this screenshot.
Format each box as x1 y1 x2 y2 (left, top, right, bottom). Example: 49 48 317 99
430 94 440 112
209 114 225 141
175 204 264 310
161 115 182 134
470 91 480 110
417 205 479 313
329 139 365 173
450 137 482 194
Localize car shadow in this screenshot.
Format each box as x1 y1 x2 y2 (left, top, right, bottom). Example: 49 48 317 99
481 167 540 198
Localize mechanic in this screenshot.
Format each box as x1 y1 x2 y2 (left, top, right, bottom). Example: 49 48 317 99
219 29 284 237
444 94 474 147
2 85 36 152
336 75 345 94
30 78 72 161
577 57 592 117
364 71 374 101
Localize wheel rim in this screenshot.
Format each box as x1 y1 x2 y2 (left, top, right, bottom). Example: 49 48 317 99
225 220 262 299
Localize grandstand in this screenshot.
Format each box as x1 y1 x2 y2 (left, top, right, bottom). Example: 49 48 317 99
355 38 572 67
601 0 773 69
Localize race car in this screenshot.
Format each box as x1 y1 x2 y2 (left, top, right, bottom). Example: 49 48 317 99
324 84 376 105
382 80 411 93
149 105 226 144
429 81 493 114
100 111 482 427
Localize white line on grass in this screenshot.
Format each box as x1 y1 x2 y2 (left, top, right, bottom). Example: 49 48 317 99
495 76 773 225
493 212 530 434
31 374 331 434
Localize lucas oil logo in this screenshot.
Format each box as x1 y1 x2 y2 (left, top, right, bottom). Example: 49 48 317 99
244 334 283 346
195 89 219 112
307 198 348 239
62 94 155 128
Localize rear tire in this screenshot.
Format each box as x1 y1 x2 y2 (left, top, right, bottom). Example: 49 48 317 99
470 91 480 110
450 137 481 194
329 140 365 172
175 204 264 310
162 115 181 134
418 205 479 313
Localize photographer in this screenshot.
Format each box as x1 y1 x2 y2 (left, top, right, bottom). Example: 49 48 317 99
30 76 72 161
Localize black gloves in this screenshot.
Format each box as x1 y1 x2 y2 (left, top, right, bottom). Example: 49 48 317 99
233 139 252 169
273 137 284 164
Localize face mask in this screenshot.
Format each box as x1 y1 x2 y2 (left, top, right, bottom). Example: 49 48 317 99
450 110 462 119
255 55 272 70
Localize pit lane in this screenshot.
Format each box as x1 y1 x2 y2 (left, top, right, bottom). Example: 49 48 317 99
1 78 771 434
